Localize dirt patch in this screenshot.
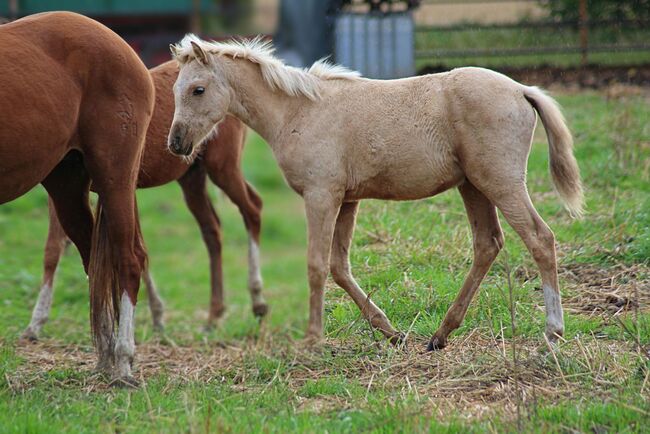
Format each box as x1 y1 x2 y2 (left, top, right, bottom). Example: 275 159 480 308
418 63 650 89
561 263 649 317
5 331 646 421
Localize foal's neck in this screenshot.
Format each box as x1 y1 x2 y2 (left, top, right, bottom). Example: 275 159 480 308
223 59 308 146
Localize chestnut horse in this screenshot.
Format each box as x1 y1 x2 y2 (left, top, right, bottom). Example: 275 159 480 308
0 12 154 384
21 61 267 341
168 36 584 351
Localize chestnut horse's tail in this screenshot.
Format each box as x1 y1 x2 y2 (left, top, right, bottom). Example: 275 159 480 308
88 201 120 350
524 87 584 217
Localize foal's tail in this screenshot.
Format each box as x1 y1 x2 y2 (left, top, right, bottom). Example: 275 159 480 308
88 201 120 350
524 87 584 217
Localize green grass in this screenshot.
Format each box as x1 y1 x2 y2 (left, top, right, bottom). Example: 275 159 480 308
1 91 649 432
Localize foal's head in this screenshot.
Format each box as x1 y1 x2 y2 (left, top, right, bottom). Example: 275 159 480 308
168 38 230 157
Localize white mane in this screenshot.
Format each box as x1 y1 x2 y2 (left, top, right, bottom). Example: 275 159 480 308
172 34 362 100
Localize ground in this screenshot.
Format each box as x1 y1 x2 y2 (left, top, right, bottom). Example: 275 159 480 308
0 90 649 432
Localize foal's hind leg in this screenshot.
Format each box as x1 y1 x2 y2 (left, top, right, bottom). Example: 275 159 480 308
428 182 504 350
178 164 226 327
487 187 564 342
21 198 70 341
330 201 401 342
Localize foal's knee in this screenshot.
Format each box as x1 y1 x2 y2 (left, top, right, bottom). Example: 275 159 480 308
308 260 329 287
330 260 350 287
474 230 504 265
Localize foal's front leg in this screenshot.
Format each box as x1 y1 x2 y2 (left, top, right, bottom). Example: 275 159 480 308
330 201 402 343
303 190 342 340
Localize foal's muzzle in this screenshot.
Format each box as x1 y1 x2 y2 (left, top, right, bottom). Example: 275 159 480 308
168 124 193 156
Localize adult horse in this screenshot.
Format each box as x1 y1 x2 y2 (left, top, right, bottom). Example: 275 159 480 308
0 12 155 384
21 61 267 342
167 36 584 350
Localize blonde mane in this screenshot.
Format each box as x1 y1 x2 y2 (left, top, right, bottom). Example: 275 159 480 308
172 34 361 100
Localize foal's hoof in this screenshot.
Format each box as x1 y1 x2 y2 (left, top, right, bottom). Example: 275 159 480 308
427 336 447 352
252 303 269 318
388 332 407 347
19 329 39 343
109 375 140 389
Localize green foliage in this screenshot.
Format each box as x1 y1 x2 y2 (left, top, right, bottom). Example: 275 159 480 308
541 0 650 22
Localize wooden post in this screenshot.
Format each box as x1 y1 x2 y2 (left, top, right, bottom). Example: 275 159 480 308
579 0 589 66
191 0 201 34
9 0 19 20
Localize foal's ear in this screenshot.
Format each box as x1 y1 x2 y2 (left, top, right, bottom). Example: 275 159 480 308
169 44 179 58
190 41 209 65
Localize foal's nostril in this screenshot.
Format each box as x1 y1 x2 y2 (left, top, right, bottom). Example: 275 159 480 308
170 136 183 153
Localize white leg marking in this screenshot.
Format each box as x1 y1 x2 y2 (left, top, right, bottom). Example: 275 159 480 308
543 284 564 339
23 283 54 339
114 292 135 379
248 238 264 304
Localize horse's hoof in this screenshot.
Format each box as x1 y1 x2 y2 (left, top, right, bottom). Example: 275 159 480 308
388 332 407 347
427 336 447 351
152 323 165 334
109 375 140 388
253 303 269 318
303 332 324 346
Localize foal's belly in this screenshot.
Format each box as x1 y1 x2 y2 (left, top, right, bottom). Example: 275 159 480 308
344 165 465 202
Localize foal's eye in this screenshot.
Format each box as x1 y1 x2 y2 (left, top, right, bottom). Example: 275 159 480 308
193 87 205 96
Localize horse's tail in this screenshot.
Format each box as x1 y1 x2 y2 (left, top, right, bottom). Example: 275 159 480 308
88 201 120 351
524 86 584 218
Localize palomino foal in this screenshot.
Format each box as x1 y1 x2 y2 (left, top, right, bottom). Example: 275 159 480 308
21 61 266 342
168 36 583 350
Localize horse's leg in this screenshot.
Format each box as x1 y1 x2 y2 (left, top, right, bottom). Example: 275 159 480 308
41 153 93 271
21 198 70 341
330 201 401 342
304 189 342 340
141 251 165 332
178 164 225 327
428 182 504 350
209 164 267 318
84 151 145 383
91 187 142 382
486 186 564 342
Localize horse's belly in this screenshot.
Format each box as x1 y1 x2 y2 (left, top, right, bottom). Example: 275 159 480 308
0 150 60 204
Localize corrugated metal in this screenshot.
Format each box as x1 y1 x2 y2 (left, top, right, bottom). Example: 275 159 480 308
335 11 415 79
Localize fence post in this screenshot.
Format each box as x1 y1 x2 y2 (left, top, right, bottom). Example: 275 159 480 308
191 0 202 34
579 0 589 65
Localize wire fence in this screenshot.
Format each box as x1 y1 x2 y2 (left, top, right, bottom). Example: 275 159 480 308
414 0 650 68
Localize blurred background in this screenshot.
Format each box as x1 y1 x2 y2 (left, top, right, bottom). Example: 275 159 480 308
1 0 649 87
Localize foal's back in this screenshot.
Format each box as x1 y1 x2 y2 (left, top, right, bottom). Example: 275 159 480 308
308 68 536 202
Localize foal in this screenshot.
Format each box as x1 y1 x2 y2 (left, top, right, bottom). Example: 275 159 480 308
168 36 583 350
21 61 266 341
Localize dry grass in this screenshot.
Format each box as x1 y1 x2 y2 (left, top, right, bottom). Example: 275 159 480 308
7 322 648 422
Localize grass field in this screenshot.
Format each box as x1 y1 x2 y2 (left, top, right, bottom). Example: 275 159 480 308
1 90 649 432
415 26 650 69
